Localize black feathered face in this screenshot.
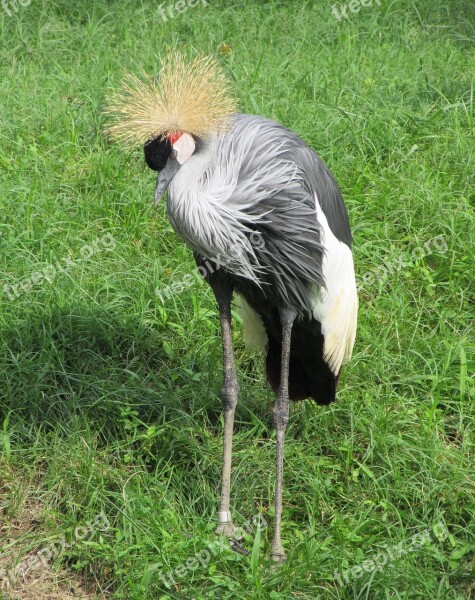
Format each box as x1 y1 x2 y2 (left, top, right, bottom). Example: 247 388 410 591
144 136 173 171
144 132 196 206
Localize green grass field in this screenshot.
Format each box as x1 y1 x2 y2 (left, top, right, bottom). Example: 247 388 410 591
1 0 474 598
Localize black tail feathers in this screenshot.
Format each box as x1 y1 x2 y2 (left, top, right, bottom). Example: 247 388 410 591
265 317 338 405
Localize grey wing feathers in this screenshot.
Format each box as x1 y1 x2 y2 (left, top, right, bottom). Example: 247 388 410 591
216 114 351 313
231 115 351 246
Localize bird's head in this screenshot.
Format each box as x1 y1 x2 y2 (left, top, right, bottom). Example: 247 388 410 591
103 52 237 205
144 131 196 206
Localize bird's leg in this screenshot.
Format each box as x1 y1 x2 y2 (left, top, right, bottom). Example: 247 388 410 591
213 279 239 538
271 308 296 563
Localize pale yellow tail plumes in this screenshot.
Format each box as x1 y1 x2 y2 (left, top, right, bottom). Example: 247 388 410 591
104 53 238 148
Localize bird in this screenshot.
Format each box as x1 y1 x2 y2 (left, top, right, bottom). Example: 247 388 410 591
104 52 358 563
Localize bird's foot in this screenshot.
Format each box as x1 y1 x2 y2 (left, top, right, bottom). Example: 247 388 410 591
216 511 236 537
271 543 287 564
215 521 236 538
271 552 287 564
216 521 250 555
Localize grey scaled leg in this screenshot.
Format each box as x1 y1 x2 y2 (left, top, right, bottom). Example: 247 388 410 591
213 278 239 538
271 308 296 563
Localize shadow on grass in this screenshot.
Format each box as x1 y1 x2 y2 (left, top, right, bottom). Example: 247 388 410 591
0 301 278 475
0 301 221 431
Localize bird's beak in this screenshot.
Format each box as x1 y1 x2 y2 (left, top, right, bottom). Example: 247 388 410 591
154 158 180 206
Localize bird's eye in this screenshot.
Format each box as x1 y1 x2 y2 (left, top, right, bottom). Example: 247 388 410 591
170 149 177 160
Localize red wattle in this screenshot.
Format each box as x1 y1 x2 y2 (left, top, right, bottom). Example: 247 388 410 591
168 131 183 144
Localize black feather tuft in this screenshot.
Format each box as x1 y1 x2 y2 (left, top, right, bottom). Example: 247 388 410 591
144 137 172 171
265 317 338 404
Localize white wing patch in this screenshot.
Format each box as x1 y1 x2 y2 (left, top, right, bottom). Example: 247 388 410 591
235 294 268 353
309 197 358 375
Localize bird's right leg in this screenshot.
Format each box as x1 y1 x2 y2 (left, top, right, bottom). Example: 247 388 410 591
271 307 296 563
212 278 239 538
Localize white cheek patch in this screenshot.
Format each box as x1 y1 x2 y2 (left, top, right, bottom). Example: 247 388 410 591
173 133 196 164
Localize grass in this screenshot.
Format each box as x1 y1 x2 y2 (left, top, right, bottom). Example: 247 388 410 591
0 0 474 598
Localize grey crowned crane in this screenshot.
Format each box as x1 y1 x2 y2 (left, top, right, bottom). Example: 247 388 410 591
105 53 358 563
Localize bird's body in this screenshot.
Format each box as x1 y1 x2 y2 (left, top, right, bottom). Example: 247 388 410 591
166 114 357 404
105 55 358 562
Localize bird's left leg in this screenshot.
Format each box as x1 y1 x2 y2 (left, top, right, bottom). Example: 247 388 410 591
212 277 239 538
271 307 296 563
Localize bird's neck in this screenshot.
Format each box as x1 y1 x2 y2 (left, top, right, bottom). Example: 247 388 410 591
165 134 262 284
170 137 216 195
166 136 218 250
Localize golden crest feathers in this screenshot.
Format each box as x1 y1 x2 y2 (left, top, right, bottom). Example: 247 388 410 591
103 52 237 147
